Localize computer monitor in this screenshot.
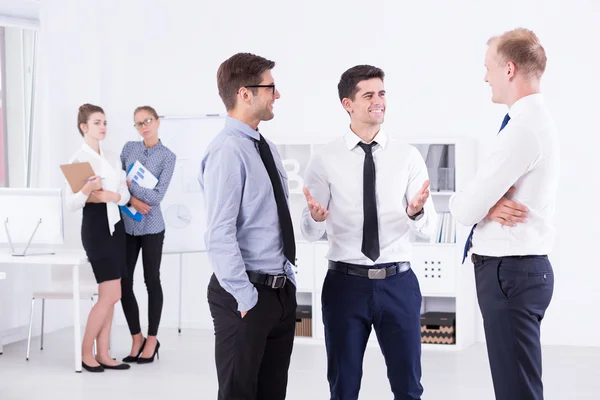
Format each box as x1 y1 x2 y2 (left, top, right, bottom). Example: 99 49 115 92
0 188 64 256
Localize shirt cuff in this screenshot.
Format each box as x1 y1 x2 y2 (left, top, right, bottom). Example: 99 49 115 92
234 283 259 313
302 213 326 241
308 214 326 230
407 208 427 230
75 191 89 203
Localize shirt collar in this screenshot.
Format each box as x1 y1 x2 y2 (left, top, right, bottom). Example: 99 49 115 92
508 93 543 120
344 126 388 151
81 142 104 159
143 139 164 154
226 116 260 141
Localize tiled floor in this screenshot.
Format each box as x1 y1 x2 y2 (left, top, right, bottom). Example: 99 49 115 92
0 327 597 399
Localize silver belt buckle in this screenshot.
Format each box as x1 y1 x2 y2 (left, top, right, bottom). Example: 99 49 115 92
367 269 386 280
271 275 287 288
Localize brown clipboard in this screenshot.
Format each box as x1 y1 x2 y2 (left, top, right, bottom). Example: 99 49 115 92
60 162 104 203
60 162 96 193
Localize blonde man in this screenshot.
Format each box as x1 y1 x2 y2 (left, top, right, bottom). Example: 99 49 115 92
450 28 558 400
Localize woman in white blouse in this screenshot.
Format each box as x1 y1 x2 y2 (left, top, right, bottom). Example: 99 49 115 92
65 104 131 372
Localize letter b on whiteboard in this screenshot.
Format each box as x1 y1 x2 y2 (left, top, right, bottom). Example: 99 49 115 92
282 159 303 194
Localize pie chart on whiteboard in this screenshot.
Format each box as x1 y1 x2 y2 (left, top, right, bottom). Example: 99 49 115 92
165 204 192 229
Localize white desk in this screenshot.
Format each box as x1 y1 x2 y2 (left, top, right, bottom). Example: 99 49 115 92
0 250 88 372
163 249 206 334
0 272 4 354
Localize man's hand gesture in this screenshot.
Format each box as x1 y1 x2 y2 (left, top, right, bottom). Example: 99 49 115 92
303 187 328 222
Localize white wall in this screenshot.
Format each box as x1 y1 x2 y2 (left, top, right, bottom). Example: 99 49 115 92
2 0 598 347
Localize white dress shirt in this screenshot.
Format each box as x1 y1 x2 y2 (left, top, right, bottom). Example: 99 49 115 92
449 93 559 257
301 128 437 265
65 143 130 235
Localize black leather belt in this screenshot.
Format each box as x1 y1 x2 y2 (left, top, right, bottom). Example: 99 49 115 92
247 270 287 289
328 260 410 280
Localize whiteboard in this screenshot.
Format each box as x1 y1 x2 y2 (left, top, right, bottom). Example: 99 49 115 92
0 188 64 245
157 115 226 253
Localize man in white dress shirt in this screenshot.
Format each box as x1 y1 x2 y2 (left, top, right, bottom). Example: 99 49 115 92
450 28 559 400
301 65 436 400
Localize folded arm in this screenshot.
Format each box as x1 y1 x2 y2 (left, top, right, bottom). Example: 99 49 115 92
449 128 540 226
128 152 176 206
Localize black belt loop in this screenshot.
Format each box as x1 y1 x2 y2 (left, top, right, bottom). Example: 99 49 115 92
328 260 410 279
247 270 287 289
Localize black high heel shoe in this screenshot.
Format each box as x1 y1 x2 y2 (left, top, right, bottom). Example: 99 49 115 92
137 340 160 364
122 338 146 363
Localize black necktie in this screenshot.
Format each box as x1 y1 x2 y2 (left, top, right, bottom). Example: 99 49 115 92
358 142 379 262
256 134 296 264
462 113 511 264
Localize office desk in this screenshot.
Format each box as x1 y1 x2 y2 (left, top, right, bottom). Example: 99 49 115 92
163 249 206 334
0 272 4 354
0 250 88 372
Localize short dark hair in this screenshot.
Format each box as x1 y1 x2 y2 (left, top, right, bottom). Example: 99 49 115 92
77 103 104 136
217 53 276 111
338 65 385 102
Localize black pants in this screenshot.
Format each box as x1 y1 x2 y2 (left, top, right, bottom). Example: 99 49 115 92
121 231 165 336
207 273 297 400
322 266 423 400
473 254 554 400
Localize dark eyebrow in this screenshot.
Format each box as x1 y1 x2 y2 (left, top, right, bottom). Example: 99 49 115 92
362 91 375 97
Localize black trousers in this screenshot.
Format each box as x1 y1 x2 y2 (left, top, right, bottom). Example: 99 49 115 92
207 273 297 400
473 254 554 400
121 231 165 336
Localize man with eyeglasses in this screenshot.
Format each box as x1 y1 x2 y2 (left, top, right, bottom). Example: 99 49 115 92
199 53 297 400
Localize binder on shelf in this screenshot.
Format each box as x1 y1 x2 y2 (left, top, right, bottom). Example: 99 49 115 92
423 144 456 192
430 212 456 244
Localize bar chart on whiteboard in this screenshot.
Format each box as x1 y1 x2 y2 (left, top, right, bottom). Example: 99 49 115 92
157 115 226 253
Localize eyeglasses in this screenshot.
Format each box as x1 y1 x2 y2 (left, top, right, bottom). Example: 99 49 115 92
244 84 276 95
133 118 154 129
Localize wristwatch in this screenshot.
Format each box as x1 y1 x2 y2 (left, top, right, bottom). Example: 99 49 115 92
407 206 424 221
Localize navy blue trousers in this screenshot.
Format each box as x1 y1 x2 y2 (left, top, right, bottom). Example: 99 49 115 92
322 266 423 400
473 254 554 400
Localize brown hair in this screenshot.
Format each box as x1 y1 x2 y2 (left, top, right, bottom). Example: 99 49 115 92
217 53 275 111
488 28 547 79
134 105 159 120
338 65 385 102
77 103 104 136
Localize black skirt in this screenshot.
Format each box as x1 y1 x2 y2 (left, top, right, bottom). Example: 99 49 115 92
81 203 127 284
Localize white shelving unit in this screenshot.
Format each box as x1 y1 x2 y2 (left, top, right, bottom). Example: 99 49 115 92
276 136 477 351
